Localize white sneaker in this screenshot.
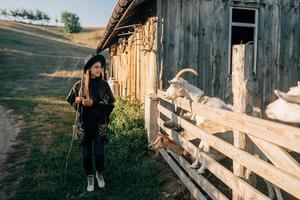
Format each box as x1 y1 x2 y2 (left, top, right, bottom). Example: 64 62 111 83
86 174 94 192
96 171 105 188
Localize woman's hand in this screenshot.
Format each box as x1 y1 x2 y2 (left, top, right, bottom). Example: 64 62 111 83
82 98 93 107
75 97 82 104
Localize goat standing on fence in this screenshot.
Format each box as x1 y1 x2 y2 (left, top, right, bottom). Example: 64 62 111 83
162 68 284 199
164 68 232 173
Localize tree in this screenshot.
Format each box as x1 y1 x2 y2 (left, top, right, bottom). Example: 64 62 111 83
60 11 81 33
25 9 36 23
35 9 43 21
9 8 20 20
0 8 8 18
42 12 50 23
35 9 50 23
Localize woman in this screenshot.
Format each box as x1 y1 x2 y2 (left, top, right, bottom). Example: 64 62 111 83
66 53 115 192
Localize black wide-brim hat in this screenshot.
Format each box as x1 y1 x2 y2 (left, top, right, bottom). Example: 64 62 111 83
83 53 106 72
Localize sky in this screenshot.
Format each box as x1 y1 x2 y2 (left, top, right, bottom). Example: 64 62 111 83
0 0 119 27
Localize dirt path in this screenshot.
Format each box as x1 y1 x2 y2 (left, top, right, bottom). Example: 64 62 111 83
0 106 22 168
0 105 24 199
0 106 20 168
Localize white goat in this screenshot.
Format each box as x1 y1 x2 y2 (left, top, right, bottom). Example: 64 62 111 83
163 68 283 199
164 68 203 102
164 68 232 173
266 81 300 123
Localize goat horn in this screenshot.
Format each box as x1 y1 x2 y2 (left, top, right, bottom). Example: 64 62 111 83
175 68 198 79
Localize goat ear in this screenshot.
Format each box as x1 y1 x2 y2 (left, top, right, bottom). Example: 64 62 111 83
170 79 183 86
274 90 284 98
157 133 164 137
176 78 184 85
169 80 177 85
275 90 300 104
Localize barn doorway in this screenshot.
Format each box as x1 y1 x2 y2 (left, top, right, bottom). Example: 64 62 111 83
228 7 258 76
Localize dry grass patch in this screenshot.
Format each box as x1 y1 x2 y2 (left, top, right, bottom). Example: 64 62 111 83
39 70 82 78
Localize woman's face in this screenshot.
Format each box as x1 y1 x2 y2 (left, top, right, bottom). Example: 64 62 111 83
90 62 103 78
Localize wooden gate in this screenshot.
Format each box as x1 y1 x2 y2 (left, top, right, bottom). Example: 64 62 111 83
146 44 300 200
152 90 300 200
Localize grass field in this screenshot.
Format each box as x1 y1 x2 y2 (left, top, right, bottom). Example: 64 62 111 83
0 20 186 200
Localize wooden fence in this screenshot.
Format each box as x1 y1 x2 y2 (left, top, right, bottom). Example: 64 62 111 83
147 90 300 200
143 44 300 200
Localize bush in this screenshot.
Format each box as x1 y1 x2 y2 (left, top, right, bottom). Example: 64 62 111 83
108 96 147 160
109 96 145 136
103 97 162 199
60 11 81 33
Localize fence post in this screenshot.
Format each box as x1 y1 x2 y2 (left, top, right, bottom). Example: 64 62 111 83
232 44 255 200
145 93 159 143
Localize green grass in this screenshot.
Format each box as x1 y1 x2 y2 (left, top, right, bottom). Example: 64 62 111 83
0 20 165 200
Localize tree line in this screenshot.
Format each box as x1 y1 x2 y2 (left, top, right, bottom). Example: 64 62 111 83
0 8 50 24
0 8 82 33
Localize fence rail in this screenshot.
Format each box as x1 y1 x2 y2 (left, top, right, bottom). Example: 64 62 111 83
151 90 300 200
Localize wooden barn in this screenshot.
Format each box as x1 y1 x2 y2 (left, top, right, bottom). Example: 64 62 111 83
97 0 300 199
97 0 300 112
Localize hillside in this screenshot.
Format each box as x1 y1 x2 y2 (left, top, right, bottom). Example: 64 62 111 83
0 20 105 49
0 20 101 99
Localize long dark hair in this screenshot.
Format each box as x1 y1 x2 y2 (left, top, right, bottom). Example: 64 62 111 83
102 65 107 81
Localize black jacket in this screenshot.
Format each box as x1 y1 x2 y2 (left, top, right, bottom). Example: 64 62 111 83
66 78 115 132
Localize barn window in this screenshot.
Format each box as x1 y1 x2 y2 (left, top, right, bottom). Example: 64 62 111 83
228 7 258 76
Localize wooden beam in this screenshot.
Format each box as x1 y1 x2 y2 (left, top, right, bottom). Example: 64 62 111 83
158 90 300 153
248 135 300 179
159 149 208 200
157 105 300 199
169 152 229 200
231 44 254 200
157 119 269 200
145 94 159 143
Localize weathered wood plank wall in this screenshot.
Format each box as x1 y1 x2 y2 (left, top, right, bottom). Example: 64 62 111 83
157 0 300 111
109 17 158 102
256 1 300 113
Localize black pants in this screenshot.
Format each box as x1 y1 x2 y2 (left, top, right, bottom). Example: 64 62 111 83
82 132 105 175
